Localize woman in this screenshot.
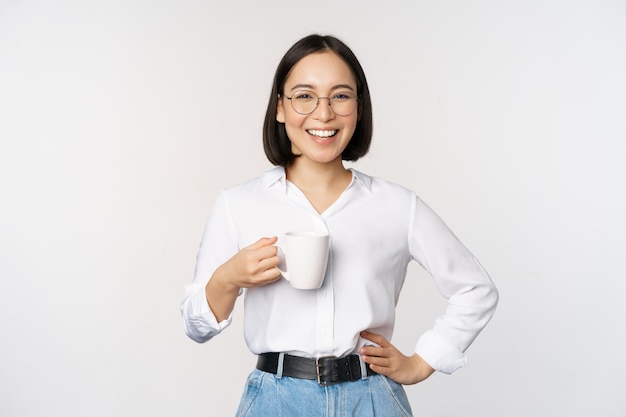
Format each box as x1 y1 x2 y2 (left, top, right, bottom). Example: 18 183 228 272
181 34 498 417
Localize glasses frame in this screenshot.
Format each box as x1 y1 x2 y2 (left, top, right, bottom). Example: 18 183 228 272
283 90 359 117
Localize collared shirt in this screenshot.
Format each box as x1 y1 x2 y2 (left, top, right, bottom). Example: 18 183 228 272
180 167 498 374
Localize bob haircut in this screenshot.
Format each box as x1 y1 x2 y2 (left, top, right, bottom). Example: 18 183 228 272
263 34 373 166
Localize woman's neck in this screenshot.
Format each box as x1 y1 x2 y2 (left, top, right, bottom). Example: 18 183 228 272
286 158 350 191
285 159 353 214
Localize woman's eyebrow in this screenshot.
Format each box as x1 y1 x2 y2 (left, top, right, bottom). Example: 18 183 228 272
289 83 356 92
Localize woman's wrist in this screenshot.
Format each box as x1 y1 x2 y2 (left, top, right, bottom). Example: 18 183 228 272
205 265 240 321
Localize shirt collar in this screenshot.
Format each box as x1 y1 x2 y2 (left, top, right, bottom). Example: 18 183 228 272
348 168 372 193
261 166 372 193
261 166 287 189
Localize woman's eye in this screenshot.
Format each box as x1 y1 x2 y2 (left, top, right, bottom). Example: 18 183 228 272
333 93 352 100
294 92 314 100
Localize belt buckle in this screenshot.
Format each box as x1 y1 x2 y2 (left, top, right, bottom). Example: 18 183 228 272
316 356 339 386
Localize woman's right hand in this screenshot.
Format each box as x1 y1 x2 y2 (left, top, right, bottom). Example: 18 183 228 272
218 236 282 289
205 237 281 321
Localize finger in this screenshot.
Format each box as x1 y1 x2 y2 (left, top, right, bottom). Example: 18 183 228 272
258 255 280 271
360 345 387 358
258 267 282 284
366 361 393 378
256 244 280 260
360 331 390 347
362 354 392 368
249 236 278 249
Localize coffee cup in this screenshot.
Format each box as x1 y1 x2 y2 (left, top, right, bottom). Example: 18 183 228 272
277 231 329 290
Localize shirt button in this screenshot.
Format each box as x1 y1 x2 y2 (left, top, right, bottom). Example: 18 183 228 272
321 329 329 337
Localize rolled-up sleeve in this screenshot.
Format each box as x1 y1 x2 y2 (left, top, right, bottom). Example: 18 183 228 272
409 195 498 374
180 191 241 343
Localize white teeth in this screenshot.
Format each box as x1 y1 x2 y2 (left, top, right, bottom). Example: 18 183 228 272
308 129 336 138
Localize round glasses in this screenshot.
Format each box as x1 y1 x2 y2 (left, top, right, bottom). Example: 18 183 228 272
283 90 358 116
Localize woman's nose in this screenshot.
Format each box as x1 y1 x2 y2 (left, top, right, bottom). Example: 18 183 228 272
312 97 335 121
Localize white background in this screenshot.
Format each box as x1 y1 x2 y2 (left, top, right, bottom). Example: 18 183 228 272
1 1 625 416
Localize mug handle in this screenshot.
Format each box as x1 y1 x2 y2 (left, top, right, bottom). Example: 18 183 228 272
275 245 290 282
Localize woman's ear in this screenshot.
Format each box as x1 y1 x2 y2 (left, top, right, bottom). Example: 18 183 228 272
276 95 286 123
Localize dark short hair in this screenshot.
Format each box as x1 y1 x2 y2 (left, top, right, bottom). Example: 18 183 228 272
263 34 373 166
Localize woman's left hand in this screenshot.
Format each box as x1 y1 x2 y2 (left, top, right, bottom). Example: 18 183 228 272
360 330 435 385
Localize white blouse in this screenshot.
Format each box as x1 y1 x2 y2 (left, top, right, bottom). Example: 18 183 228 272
180 167 498 374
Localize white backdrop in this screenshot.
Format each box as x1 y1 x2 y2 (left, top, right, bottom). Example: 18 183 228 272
1 1 625 416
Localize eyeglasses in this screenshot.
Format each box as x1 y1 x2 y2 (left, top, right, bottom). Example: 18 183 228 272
283 90 358 116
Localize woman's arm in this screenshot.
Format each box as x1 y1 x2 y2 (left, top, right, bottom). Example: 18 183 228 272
409 194 499 374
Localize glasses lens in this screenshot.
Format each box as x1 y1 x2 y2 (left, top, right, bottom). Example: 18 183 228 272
290 91 318 115
330 92 357 116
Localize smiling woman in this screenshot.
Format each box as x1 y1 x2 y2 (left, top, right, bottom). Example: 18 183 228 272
180 34 498 417
2 1 625 416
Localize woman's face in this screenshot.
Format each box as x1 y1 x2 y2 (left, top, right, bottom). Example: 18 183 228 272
276 51 358 167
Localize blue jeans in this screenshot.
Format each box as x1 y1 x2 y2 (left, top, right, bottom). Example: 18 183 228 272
235 369 413 417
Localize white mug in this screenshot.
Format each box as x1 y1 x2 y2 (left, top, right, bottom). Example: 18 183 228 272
277 231 329 290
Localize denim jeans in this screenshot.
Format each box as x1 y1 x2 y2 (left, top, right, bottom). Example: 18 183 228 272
234 369 413 417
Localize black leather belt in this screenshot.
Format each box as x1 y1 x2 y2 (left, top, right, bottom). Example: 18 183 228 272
256 352 377 386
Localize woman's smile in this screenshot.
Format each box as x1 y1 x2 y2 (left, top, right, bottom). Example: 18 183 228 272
307 129 337 139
